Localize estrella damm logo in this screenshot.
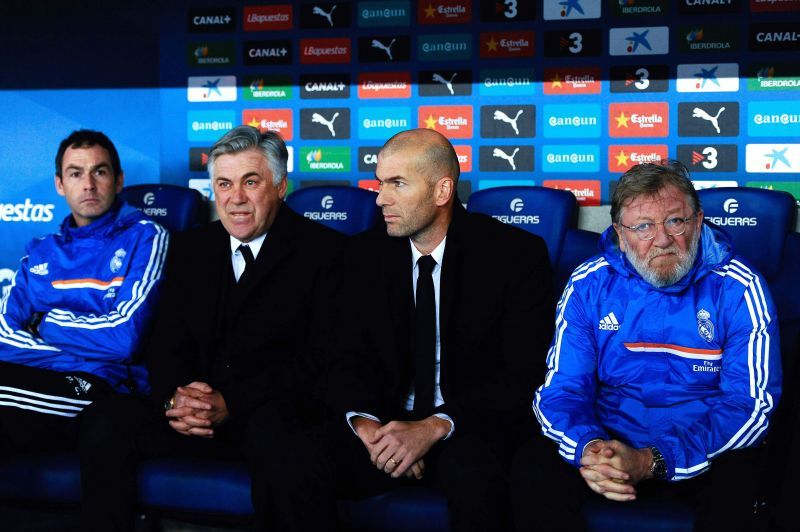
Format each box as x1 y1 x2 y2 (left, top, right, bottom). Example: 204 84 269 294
609 102 669 138
542 179 601 206
608 145 668 172
418 106 474 139
480 31 535 58
242 109 293 139
543 67 601 95
418 1 472 24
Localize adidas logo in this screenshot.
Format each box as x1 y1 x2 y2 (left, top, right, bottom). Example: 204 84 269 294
598 312 621 331
30 263 49 276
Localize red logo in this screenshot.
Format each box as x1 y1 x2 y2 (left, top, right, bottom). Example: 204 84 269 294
454 145 472 173
358 180 380 192
750 0 800 12
418 1 472 24
607 145 668 172
300 38 351 64
543 67 601 95
609 103 669 138
244 5 293 31
480 31 535 58
242 109 293 140
543 180 601 207
418 106 474 139
358 72 412 99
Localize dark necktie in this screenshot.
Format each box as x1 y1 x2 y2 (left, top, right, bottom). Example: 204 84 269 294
413 255 437 419
238 244 255 281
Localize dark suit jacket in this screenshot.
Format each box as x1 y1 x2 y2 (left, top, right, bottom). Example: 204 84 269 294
328 202 554 436
146 203 344 422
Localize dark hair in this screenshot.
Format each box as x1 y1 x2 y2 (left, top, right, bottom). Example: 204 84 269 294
610 159 701 225
55 130 122 178
207 126 287 186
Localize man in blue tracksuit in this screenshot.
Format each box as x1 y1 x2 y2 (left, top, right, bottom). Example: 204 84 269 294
0 130 167 454
512 161 781 531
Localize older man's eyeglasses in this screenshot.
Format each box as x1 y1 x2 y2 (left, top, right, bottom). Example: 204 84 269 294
617 214 697 241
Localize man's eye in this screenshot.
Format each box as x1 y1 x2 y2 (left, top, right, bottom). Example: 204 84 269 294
634 223 653 233
665 218 683 228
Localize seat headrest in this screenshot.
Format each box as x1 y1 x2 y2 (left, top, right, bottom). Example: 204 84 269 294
698 187 796 278
119 184 207 233
466 186 578 265
285 186 380 235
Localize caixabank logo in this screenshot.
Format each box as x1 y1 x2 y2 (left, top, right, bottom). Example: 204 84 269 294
358 107 411 139
358 72 411 99
748 101 800 137
187 76 237 102
749 23 800 52
418 0 472 24
611 0 669 17
418 70 472 97
300 38 351 64
418 106 473 139
480 105 535 138
188 8 235 33
609 103 669 138
543 29 602 57
242 109 293 139
244 75 292 100
299 2 351 28
745 144 800 173
243 40 292 66
300 108 351 139
677 145 738 172
543 67 601 95
479 145 534 172
243 5 293 31
678 102 739 137
301 73 351 99
542 104 601 138
418 34 472 61
358 35 411 62
541 145 600 173
542 179 601 206
747 63 800 91
543 0 601 19
300 147 351 173
609 26 669 55
187 42 235 67
679 25 739 53
676 63 739 93
608 145 668 173
479 68 535 97
480 31 535 58
480 0 535 21
609 65 668 93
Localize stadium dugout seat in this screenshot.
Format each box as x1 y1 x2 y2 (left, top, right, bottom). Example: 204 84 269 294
466 186 599 293
286 185 381 235
119 183 208 233
698 187 800 527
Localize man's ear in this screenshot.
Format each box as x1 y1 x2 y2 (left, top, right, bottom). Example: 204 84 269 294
277 177 288 200
614 224 626 252
54 175 65 197
115 172 125 194
434 177 454 207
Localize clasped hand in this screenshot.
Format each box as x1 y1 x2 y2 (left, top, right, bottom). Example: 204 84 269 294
579 439 653 502
165 381 229 438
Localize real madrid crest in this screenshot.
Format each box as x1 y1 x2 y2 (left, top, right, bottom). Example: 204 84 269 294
110 248 127 273
697 309 714 343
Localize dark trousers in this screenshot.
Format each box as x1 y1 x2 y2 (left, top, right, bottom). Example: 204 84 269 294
0 361 112 455
79 393 244 532
247 411 518 532
511 435 763 532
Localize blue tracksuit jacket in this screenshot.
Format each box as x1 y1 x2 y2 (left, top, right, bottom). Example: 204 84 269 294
0 201 168 393
534 223 781 481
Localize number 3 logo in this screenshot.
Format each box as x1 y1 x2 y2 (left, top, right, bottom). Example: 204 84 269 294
569 32 583 54
504 0 518 19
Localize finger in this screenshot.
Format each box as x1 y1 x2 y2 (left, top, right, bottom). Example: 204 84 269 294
168 420 192 434
583 463 630 482
176 396 212 410
176 386 210 400
179 414 213 428
376 445 399 470
595 478 636 495
187 426 214 438
404 461 424 480
602 491 637 502
369 439 391 466
185 381 214 393
166 406 200 418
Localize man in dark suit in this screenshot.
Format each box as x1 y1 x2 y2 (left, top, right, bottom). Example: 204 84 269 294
251 128 553 531
79 126 343 531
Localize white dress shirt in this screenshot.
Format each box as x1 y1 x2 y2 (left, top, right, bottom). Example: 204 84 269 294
229 233 267 281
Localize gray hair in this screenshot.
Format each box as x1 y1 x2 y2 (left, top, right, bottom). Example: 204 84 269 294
207 126 287 186
611 159 701 225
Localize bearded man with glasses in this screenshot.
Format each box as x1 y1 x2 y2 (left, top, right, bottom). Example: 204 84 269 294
512 160 781 531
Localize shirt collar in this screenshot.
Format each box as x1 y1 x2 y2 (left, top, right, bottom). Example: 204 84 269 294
230 232 267 260
410 236 447 269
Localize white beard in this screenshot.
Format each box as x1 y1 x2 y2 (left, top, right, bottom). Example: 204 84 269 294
622 229 700 288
